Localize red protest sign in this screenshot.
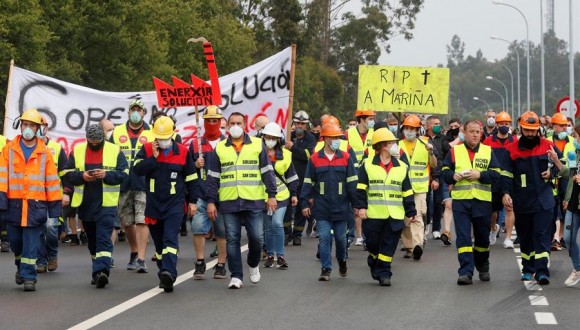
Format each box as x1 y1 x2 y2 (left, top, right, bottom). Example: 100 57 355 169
153 42 222 108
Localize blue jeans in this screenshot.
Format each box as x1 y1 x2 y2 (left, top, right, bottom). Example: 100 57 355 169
564 210 580 271
224 210 263 281
263 206 287 257
38 217 59 266
7 225 43 281
317 219 347 271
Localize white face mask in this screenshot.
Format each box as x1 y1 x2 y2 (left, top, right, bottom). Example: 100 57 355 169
157 139 172 150
265 139 277 149
229 125 244 139
388 143 399 157
403 129 417 141
220 128 227 135
105 131 113 140
567 127 574 135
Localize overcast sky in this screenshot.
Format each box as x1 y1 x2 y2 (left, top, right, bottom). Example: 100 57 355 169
345 0 579 67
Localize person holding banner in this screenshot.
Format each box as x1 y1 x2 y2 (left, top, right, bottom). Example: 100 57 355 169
189 106 228 280
36 116 71 274
0 108 62 291
205 112 278 289
111 99 155 274
301 124 358 281
64 124 128 288
398 114 437 260
133 116 199 292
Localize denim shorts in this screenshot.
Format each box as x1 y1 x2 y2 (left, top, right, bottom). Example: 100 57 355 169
442 181 451 202
191 199 225 238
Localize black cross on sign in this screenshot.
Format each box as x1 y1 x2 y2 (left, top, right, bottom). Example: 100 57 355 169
422 70 430 85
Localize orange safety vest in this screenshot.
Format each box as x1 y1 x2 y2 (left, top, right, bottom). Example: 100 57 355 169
0 136 62 227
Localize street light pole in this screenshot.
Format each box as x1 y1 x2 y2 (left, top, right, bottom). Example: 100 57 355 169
493 1 530 113
491 36 521 118
570 0 576 123
485 87 505 111
486 76 509 113
500 64 515 119
473 97 491 111
540 0 546 115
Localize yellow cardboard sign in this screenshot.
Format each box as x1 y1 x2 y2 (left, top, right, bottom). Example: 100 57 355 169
357 65 450 114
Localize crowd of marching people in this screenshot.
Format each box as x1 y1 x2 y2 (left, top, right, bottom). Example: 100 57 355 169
1 101 580 292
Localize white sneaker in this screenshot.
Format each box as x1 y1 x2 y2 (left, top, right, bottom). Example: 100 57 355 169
228 277 243 289
249 266 261 283
503 238 514 249
489 224 499 245
354 237 364 246
432 231 441 239
565 270 580 287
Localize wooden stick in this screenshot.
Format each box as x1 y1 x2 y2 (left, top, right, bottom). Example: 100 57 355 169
286 44 297 141
3 59 15 135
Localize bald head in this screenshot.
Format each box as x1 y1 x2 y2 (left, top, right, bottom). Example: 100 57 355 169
254 115 270 132
100 119 115 140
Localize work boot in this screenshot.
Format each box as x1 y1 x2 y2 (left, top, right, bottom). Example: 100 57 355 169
95 272 109 289
0 241 10 252
48 259 58 272
412 245 423 261
318 268 331 281
36 265 47 273
159 271 175 292
23 280 36 292
79 231 88 245
457 275 473 285
479 271 491 282
379 277 391 286
293 236 301 246
15 272 24 285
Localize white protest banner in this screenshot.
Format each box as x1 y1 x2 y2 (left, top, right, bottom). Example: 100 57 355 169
4 47 292 154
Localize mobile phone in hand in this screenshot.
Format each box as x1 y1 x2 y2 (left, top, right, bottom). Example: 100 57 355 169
88 169 97 176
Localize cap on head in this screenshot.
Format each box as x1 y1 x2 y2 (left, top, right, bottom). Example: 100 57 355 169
21 108 43 125
152 116 175 139
293 110 310 123
262 122 283 138
129 99 145 110
86 124 104 141
519 111 540 130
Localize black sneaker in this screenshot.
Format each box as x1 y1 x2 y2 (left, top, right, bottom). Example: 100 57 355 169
159 271 175 292
338 260 348 277
193 261 206 280
277 256 288 270
412 245 423 261
213 263 227 279
135 259 148 273
61 235 72 244
379 277 391 286
0 241 10 252
457 275 473 285
264 256 274 268
95 272 109 288
319 268 331 281
560 238 567 249
69 234 80 246
80 231 88 245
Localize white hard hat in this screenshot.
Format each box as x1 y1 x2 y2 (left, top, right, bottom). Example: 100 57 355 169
262 122 283 138
293 110 310 123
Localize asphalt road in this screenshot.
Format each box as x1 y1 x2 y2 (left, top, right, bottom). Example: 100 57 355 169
0 229 577 330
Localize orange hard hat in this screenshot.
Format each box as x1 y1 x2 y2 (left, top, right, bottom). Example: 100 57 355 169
355 109 375 117
322 115 340 126
551 112 567 125
519 111 540 130
496 111 511 123
320 124 342 137
402 114 421 128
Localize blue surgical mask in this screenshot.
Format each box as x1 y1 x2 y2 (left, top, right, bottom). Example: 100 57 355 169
330 139 341 151
573 138 580 150
366 120 375 129
458 132 465 142
567 127 574 135
557 131 567 140
130 111 142 124
22 128 36 141
388 125 398 134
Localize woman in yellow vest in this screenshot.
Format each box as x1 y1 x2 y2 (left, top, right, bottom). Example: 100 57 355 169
354 128 416 286
261 123 298 269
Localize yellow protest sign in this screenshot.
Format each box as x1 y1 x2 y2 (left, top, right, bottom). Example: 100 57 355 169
357 65 450 114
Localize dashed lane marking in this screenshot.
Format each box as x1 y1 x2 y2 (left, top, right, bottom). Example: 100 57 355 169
534 312 558 325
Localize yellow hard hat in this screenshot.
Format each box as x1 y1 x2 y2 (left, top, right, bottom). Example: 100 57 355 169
371 128 397 146
202 105 223 119
152 116 175 139
21 108 43 125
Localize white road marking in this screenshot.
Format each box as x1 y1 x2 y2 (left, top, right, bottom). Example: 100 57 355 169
528 295 549 306
524 281 543 291
514 248 521 254
534 312 558 325
68 244 249 330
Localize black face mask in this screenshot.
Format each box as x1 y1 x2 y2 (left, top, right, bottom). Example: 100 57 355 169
447 127 459 138
312 132 320 140
88 140 105 151
519 135 540 149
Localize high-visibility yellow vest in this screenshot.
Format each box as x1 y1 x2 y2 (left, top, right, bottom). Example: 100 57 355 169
271 148 292 202
314 139 349 153
46 139 64 176
399 137 430 193
0 135 7 152
112 124 154 166
71 142 122 208
215 137 266 202
549 136 575 196
451 144 493 202
347 127 373 163
360 159 410 220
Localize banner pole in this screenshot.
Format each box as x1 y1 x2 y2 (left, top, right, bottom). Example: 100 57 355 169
286 44 297 141
3 59 15 135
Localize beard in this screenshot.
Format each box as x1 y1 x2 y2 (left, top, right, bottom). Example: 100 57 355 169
519 135 540 149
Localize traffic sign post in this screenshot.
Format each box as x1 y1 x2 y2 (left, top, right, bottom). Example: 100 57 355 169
555 96 580 122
